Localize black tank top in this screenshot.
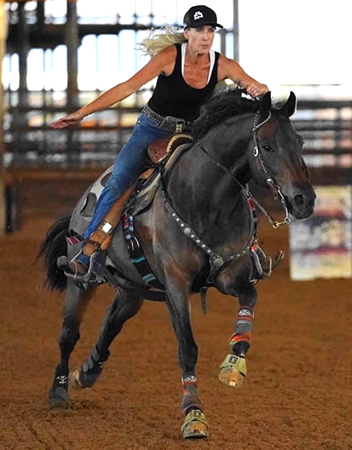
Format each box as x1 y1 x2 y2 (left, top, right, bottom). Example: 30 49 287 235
148 43 220 122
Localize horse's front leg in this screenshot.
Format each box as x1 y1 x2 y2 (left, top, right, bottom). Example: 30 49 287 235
218 281 257 388
164 273 208 439
49 281 97 408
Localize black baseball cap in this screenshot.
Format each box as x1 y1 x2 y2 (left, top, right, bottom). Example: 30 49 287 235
183 5 223 29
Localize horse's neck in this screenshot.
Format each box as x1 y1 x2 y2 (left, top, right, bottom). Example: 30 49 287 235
203 120 253 187
167 115 253 235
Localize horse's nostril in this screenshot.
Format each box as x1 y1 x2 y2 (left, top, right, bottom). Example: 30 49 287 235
294 194 305 207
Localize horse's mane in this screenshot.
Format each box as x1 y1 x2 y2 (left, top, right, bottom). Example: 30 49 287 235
193 88 260 139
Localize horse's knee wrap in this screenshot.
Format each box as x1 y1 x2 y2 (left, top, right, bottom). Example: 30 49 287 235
229 306 254 353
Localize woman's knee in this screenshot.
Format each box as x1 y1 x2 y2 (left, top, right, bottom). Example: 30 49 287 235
105 170 135 194
104 173 124 192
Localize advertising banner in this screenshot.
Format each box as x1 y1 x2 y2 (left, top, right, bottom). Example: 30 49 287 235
289 186 352 280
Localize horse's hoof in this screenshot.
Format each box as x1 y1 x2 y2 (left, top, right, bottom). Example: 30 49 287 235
218 367 245 388
181 410 208 439
48 387 70 409
218 354 247 388
68 368 84 390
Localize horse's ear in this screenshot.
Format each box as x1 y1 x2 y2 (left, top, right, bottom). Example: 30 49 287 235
279 91 296 117
259 91 272 113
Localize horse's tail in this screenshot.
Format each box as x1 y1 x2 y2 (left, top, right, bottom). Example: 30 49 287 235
38 216 71 292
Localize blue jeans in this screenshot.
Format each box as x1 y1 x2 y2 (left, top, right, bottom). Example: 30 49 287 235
84 112 173 239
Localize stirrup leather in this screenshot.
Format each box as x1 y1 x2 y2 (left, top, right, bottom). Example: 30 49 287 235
82 221 115 258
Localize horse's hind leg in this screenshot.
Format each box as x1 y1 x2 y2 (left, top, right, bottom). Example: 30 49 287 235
49 281 96 409
218 283 257 388
69 289 143 389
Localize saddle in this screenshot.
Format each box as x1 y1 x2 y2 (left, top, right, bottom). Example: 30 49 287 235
148 134 193 165
134 134 193 215
71 134 193 236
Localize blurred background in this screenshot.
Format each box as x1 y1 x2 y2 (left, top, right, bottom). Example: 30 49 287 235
0 0 351 279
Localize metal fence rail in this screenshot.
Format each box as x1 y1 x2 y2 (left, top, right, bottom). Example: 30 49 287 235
4 91 352 169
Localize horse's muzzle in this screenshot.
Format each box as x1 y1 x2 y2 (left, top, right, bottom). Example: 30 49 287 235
285 184 316 220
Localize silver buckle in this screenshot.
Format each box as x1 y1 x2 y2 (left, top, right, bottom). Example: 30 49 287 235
100 221 114 235
175 121 184 133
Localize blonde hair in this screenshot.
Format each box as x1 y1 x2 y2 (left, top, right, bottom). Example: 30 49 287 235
139 25 187 57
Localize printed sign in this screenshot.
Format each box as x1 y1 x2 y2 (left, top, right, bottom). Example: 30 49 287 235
289 186 352 280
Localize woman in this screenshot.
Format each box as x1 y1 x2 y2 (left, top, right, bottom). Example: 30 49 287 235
53 5 269 282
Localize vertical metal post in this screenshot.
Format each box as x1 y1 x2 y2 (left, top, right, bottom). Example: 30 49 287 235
220 30 226 55
17 1 29 111
12 1 29 172
0 0 8 233
233 0 239 61
65 0 79 109
37 1 46 153
65 0 80 156
37 0 45 30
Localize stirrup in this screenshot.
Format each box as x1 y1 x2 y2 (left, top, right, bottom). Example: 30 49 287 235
57 250 101 283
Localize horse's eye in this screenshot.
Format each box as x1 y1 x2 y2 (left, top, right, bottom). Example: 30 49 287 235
262 144 273 152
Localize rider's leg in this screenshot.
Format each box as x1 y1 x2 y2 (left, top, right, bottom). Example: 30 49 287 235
59 113 172 280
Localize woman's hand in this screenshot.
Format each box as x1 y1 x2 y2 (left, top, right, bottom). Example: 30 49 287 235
51 108 87 129
245 82 269 99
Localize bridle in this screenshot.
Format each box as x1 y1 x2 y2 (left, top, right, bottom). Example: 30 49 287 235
198 110 291 229
251 111 291 228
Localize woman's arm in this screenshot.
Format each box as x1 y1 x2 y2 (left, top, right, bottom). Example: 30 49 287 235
218 54 269 98
51 46 177 129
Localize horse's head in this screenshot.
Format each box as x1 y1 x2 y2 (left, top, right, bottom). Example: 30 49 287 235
249 92 316 220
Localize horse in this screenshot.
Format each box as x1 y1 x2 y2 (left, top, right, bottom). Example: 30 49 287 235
40 91 316 439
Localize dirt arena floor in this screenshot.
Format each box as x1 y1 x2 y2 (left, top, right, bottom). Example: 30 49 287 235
1 177 352 450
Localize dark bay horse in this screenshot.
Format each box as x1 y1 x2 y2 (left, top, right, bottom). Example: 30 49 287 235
40 91 315 438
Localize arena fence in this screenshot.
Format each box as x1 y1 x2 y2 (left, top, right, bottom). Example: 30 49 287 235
3 90 352 172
